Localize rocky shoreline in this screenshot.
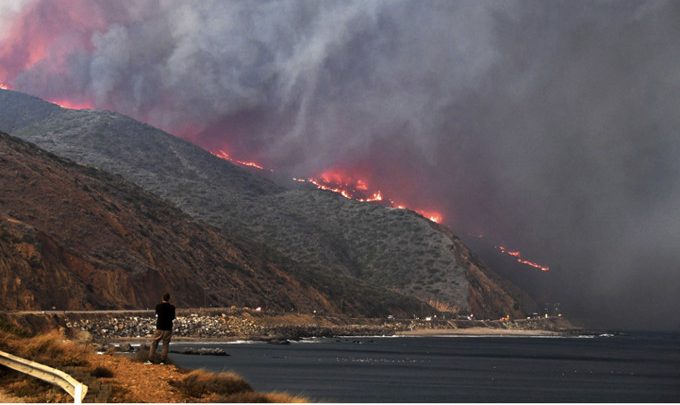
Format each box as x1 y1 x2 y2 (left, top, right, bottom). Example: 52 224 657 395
60 309 576 343
65 313 403 343
2 309 579 345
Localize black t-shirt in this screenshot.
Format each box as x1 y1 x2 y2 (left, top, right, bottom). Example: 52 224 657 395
155 302 176 331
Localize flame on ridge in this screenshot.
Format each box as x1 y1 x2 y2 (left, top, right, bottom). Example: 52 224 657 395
211 149 267 171
498 245 550 272
50 98 94 110
293 170 443 224
0 80 95 110
413 209 443 224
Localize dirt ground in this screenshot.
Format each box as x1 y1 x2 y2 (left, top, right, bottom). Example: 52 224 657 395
86 352 188 402
0 387 26 403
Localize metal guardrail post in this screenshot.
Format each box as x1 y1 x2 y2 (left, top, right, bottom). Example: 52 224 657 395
74 383 84 404
0 349 88 403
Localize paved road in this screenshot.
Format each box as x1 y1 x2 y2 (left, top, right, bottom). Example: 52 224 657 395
1 307 238 315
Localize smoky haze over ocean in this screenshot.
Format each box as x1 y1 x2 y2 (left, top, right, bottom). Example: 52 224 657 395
1 0 679 330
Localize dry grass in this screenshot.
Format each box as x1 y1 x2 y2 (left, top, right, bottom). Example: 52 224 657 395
171 369 253 398
0 329 89 368
219 391 308 403
0 329 91 401
0 366 70 402
170 369 308 403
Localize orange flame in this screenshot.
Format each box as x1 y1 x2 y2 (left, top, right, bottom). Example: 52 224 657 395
0 82 8 90
390 201 442 223
498 245 550 272
295 170 443 223
417 210 443 224
50 99 93 110
211 149 267 171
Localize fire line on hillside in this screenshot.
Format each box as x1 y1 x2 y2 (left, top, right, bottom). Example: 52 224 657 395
50 99 94 110
211 149 269 171
0 82 93 110
210 148 443 224
294 170 444 224
497 245 550 272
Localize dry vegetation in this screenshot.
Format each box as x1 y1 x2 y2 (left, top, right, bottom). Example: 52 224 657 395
171 369 305 403
5 98 523 318
0 321 306 402
0 329 88 402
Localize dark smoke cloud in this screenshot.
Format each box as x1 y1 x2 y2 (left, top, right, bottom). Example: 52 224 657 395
2 0 679 329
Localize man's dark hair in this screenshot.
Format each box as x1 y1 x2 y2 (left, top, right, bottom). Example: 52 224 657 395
162 293 170 302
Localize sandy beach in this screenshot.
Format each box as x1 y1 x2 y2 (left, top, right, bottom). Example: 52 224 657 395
396 327 561 336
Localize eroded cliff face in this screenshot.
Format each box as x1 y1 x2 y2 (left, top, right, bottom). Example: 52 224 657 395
0 217 143 309
0 218 41 309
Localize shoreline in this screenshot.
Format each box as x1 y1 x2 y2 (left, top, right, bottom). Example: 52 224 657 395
395 327 561 337
107 327 567 346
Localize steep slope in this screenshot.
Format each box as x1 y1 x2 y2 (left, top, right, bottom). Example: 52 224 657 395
0 89 527 318
0 131 428 315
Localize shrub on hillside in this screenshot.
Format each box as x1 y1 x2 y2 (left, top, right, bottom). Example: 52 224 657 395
221 391 307 403
170 369 252 398
91 366 114 378
10 330 89 368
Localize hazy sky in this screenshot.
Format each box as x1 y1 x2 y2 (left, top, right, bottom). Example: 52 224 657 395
1 0 679 329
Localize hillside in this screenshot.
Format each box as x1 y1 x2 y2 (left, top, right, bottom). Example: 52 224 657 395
0 131 431 315
0 88 527 318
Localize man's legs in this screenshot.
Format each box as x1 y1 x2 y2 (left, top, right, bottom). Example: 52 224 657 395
160 330 172 362
149 329 164 360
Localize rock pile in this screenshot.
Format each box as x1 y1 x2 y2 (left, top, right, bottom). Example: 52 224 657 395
169 347 229 356
65 316 155 340
64 312 404 342
65 313 263 340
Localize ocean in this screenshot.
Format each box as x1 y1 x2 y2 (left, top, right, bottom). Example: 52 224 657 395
170 333 680 402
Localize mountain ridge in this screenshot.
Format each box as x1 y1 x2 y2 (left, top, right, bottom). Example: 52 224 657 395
1 88 530 318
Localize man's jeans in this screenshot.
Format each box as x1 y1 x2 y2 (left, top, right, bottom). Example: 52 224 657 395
149 329 172 361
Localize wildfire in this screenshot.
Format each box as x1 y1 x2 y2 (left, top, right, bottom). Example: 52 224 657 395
0 82 8 90
294 170 443 223
415 209 443 224
294 170 384 202
211 149 267 171
50 99 94 110
498 245 550 272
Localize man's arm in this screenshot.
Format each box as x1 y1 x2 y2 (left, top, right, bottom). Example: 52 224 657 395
171 305 176 321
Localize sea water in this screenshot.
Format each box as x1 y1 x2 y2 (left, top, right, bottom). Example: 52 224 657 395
171 333 680 402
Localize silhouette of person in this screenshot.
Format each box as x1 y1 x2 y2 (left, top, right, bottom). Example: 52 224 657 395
148 293 175 363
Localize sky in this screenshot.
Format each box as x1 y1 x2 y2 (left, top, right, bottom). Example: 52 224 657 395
1 0 679 330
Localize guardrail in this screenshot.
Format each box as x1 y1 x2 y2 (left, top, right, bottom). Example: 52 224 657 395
0 349 88 403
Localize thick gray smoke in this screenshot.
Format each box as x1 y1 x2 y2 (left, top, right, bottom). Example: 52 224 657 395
4 0 680 330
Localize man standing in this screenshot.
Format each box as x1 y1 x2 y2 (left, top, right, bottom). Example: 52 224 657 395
148 293 175 363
